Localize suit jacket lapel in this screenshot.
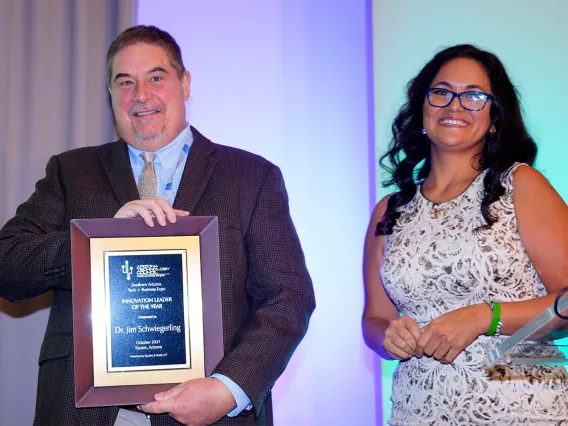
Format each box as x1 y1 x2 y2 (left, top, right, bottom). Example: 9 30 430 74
100 140 140 207
173 126 218 213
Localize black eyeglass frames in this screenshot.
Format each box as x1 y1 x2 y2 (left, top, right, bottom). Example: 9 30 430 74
425 88 495 111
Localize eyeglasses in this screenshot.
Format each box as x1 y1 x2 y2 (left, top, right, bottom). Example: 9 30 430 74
425 88 495 111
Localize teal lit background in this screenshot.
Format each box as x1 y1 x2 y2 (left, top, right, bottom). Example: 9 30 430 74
372 0 568 423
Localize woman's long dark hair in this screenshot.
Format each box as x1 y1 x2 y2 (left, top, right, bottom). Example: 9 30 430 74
376 44 537 235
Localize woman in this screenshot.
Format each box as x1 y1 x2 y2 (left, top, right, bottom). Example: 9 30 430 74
363 44 568 424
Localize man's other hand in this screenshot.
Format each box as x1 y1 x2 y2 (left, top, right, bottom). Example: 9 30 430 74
114 199 189 227
139 378 237 426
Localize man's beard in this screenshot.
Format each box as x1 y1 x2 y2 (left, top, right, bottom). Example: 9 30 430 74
135 128 165 142
130 101 165 142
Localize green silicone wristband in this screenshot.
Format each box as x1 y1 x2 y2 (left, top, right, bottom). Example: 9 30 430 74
485 301 501 336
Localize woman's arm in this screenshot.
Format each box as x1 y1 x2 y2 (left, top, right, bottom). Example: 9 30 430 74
363 195 421 360
496 165 568 332
415 165 568 362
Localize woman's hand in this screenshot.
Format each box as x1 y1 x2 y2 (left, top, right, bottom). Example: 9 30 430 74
382 315 422 360
415 304 492 363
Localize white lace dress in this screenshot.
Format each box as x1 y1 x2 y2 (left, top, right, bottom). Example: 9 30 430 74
381 164 568 425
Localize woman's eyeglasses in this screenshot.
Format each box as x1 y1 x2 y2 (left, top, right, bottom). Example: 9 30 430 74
425 88 495 111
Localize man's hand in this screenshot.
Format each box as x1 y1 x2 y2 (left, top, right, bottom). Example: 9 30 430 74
382 315 422 360
140 378 237 426
114 199 189 227
415 304 492 363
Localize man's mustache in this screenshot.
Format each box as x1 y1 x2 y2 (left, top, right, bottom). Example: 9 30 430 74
129 103 164 116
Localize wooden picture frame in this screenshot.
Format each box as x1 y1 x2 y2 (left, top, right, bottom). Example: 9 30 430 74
71 216 223 407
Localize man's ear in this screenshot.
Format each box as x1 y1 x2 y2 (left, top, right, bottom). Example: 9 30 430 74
182 70 191 100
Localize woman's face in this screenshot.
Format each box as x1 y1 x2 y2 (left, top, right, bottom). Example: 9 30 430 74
423 58 494 153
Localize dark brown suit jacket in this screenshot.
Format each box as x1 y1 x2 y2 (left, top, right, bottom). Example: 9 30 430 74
0 127 315 426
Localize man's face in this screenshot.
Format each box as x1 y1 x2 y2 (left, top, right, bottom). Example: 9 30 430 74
109 43 190 151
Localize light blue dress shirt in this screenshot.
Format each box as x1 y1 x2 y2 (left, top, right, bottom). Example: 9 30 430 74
128 124 193 205
127 124 252 417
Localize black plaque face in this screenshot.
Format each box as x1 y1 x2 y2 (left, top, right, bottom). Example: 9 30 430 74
105 251 190 371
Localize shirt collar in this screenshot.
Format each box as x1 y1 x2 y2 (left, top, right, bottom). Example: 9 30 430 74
127 123 193 169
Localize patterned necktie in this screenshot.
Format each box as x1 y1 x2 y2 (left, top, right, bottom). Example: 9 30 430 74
138 152 158 199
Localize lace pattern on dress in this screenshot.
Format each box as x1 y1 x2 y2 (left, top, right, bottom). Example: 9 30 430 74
381 163 568 425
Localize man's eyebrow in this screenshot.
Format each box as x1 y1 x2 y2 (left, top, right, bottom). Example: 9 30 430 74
149 67 168 74
113 67 168 82
114 72 131 82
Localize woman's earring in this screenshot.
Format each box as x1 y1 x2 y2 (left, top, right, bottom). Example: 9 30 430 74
489 125 496 135
421 128 427 135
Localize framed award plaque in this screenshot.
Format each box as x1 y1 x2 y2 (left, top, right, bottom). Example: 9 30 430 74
70 216 223 408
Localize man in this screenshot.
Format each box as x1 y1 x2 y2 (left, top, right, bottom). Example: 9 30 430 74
0 25 315 426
